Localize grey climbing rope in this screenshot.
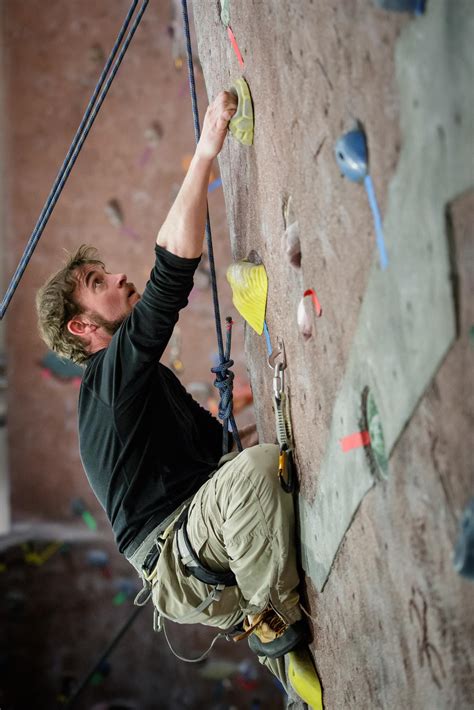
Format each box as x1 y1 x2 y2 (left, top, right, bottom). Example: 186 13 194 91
0 0 149 319
180 0 242 455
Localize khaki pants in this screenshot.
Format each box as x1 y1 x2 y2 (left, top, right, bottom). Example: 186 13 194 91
151 444 302 631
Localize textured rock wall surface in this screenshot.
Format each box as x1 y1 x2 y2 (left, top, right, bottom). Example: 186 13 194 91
193 1 474 707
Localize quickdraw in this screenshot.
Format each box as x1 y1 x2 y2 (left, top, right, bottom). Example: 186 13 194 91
268 338 295 493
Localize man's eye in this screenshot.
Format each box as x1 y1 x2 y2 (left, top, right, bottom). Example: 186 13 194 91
93 278 103 289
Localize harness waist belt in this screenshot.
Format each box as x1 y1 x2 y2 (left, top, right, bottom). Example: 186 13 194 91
126 496 194 576
142 545 160 577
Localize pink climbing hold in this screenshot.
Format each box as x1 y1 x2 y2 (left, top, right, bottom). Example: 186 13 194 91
297 289 323 340
303 289 322 317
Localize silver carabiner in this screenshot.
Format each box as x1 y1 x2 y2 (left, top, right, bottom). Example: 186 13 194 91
268 338 286 402
273 362 285 401
268 336 286 371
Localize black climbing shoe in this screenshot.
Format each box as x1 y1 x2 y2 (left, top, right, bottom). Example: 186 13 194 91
247 618 308 659
233 606 308 659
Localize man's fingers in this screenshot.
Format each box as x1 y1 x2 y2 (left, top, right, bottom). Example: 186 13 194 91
213 107 236 134
196 89 238 159
213 91 237 116
217 108 236 129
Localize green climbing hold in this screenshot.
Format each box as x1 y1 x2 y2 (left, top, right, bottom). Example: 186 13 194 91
82 510 97 531
229 77 254 146
366 390 388 479
220 0 231 27
113 591 127 606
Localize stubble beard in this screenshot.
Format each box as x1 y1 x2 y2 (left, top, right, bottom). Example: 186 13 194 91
91 311 127 336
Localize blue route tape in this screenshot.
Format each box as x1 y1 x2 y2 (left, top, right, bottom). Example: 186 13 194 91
263 320 273 357
208 177 222 193
364 174 389 271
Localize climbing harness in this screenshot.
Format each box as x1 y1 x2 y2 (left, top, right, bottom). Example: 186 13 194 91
135 503 240 663
0 0 149 319
181 0 241 455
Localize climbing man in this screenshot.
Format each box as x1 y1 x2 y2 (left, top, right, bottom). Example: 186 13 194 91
36 90 308 693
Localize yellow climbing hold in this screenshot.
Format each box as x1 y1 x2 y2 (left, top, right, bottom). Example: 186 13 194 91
288 648 323 710
229 77 254 146
226 261 267 335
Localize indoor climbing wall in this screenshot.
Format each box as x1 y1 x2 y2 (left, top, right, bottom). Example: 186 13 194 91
192 0 474 707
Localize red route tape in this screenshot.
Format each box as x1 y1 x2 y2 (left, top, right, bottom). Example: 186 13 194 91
227 26 244 67
303 288 322 317
340 430 371 452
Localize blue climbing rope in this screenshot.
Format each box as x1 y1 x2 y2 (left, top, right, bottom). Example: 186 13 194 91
0 0 149 319
181 0 242 454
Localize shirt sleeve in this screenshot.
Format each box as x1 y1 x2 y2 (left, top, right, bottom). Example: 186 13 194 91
92 245 201 402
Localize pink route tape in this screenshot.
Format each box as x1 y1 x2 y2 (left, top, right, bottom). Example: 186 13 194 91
227 26 244 66
303 288 322 317
340 430 371 452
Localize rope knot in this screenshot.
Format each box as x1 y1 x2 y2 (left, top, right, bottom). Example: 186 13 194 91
211 358 235 421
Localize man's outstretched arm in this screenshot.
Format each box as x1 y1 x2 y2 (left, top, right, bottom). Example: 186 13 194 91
156 91 237 259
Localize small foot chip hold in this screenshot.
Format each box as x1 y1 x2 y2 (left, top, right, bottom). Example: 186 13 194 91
283 196 302 269
229 77 254 146
105 199 124 228
288 647 323 710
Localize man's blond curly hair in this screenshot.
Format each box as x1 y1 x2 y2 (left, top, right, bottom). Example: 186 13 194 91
36 245 104 364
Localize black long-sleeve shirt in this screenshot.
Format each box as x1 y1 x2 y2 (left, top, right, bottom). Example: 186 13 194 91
78 245 224 555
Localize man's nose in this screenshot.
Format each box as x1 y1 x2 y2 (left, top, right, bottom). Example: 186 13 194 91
114 273 127 288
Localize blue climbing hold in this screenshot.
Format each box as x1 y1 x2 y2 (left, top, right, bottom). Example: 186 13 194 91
454 498 474 581
335 126 389 270
335 129 368 183
374 0 425 14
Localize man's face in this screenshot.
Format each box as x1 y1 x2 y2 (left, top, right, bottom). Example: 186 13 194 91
74 263 141 332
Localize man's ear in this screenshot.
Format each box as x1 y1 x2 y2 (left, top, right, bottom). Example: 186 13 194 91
67 316 96 337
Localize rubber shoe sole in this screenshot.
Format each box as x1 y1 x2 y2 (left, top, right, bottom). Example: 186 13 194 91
247 619 308 659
